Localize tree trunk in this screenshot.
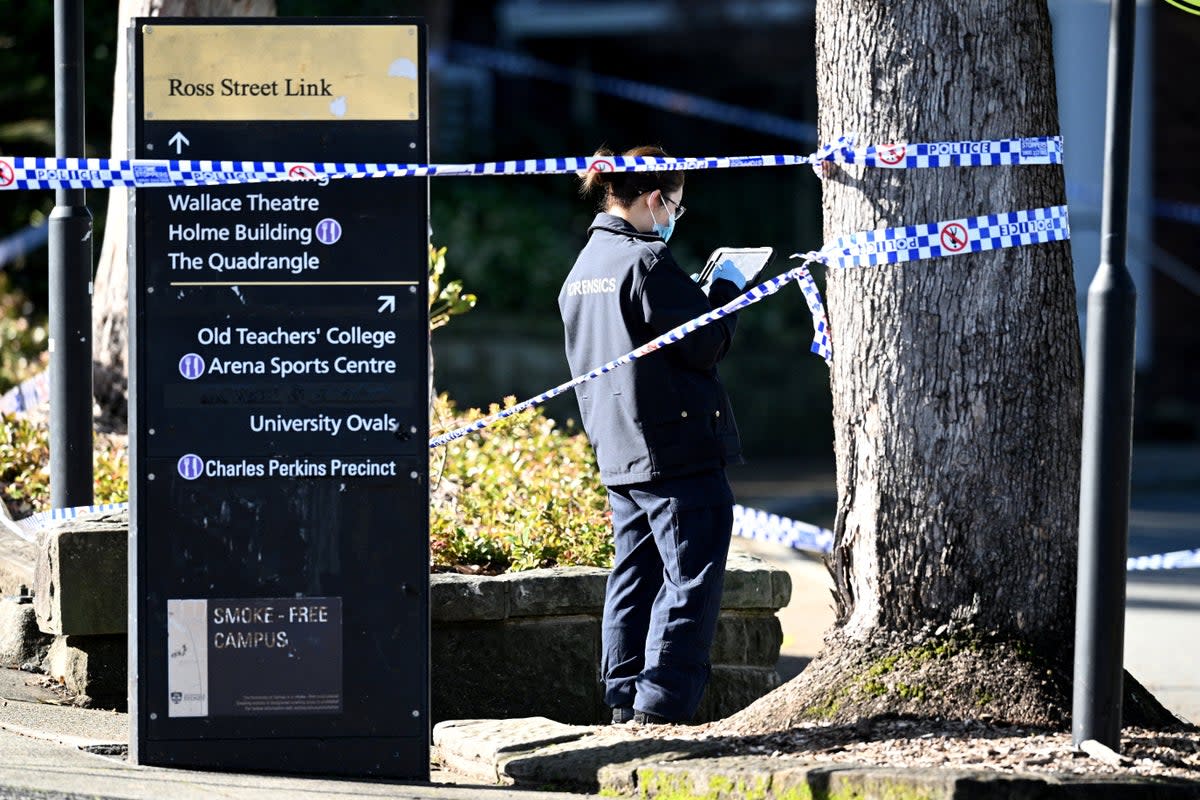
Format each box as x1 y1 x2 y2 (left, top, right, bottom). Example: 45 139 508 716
820 0 1078 646
91 0 276 428
725 0 1178 732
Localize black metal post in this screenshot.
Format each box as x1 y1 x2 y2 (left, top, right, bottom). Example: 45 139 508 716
48 0 93 510
1072 0 1137 752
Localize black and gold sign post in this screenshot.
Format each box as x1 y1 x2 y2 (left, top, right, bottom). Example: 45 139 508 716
129 19 429 778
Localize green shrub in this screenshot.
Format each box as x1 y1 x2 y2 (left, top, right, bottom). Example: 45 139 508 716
427 245 613 573
0 412 127 519
0 274 48 394
428 244 476 331
429 393 612 573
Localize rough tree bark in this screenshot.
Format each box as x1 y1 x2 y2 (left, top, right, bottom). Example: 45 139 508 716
91 0 276 428
726 0 1178 732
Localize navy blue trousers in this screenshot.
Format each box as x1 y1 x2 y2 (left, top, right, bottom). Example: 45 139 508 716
601 469 734 722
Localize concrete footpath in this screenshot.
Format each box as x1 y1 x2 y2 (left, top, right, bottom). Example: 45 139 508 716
0 678 596 800
2 687 1196 800
432 716 1200 799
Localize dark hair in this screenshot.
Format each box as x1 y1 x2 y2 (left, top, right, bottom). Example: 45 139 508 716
580 145 685 209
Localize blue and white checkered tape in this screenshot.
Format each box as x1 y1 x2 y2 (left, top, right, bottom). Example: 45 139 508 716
730 508 1198 570
790 205 1069 358
427 260 827 448
0 154 799 190
847 136 1062 169
8 500 1194 571
5 501 129 543
732 505 834 555
0 371 49 414
1126 548 1200 571
814 206 1070 270
5 498 839 555
792 266 833 363
0 136 1061 190
429 205 1068 448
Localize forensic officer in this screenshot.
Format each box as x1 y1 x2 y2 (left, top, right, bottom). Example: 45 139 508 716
558 145 747 725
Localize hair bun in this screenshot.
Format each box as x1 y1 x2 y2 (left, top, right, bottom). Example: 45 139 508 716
579 144 682 204
579 147 617 196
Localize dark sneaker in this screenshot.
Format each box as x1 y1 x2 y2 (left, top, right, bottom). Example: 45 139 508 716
611 707 635 724
633 710 669 725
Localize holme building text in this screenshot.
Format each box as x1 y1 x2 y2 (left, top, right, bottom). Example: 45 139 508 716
168 77 334 97
164 189 326 274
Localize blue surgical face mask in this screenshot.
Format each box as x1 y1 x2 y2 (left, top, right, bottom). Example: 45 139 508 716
651 196 675 242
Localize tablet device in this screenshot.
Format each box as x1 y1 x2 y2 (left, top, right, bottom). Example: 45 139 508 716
697 246 775 291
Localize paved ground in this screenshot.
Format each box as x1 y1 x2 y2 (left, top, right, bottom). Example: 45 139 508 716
1127 569 1200 723
0 683 604 800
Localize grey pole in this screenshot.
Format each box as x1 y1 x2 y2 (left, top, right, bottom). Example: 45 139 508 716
48 0 94 509
1072 0 1137 751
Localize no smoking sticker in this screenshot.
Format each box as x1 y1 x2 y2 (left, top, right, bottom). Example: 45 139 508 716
0 159 14 188
284 163 329 185
875 144 907 167
939 221 970 253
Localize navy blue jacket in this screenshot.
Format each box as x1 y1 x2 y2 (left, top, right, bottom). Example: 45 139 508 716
559 213 743 486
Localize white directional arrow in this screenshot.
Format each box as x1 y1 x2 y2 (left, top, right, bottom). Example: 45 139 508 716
168 131 190 154
377 295 396 313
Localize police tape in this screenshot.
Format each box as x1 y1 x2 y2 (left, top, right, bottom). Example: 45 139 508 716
737 512 1200 570
457 40 1200 231
2 497 835 556
450 43 1072 174
0 136 1061 191
0 154 803 189
844 136 1062 169
732 505 834 555
3 501 129 543
9 498 1195 572
0 370 49 414
1126 548 1200 571
792 205 1069 358
429 204 1068 447
0 204 1068 419
807 205 1070 269
427 261 827 449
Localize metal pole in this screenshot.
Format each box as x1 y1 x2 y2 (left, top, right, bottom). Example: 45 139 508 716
48 0 94 510
1072 0 1137 752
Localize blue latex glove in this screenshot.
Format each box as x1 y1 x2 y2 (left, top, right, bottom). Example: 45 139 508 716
709 258 746 289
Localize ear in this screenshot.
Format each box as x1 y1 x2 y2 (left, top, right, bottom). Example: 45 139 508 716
646 189 662 208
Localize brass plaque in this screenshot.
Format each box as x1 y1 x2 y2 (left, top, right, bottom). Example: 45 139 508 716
142 24 419 121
